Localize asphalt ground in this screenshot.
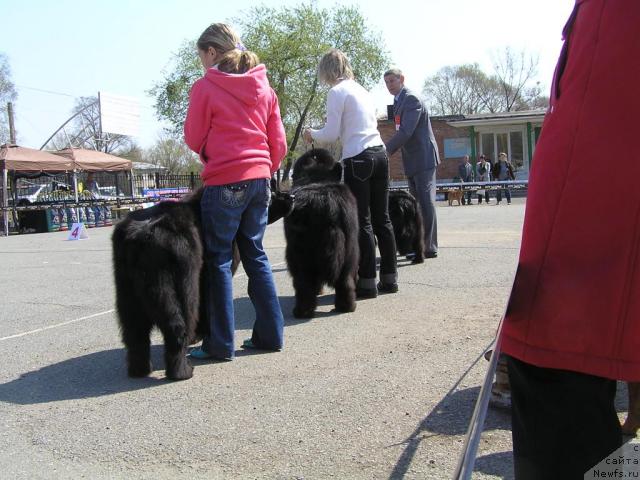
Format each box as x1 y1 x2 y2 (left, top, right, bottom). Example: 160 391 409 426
0 197 631 479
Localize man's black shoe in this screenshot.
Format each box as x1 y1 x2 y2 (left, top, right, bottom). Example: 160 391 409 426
376 282 398 294
425 252 438 259
356 287 378 299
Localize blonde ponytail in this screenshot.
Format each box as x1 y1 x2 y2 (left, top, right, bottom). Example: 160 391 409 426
197 23 259 74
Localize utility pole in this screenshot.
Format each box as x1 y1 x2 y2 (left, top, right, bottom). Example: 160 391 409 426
7 102 16 144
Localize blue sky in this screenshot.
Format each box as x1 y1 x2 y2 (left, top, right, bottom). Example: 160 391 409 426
2 0 574 150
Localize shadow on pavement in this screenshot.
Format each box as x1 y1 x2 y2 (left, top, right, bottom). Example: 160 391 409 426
388 342 512 479
0 345 167 405
1 294 362 406
475 451 514 479
388 385 511 479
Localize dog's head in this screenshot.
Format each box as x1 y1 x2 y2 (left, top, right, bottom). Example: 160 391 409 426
291 148 342 187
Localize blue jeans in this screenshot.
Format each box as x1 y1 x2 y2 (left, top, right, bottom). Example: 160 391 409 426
200 178 284 358
496 187 512 203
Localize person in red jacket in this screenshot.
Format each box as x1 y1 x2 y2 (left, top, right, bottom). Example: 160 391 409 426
184 23 287 360
500 1 640 477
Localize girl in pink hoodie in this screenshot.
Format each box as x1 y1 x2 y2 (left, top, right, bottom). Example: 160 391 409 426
185 23 287 360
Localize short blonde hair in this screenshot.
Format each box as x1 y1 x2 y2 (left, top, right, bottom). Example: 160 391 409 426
317 49 354 85
197 23 259 74
384 68 403 78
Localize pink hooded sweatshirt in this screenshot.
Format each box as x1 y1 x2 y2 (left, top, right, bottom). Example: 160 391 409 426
184 64 287 186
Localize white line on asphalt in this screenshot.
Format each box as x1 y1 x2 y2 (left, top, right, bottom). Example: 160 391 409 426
0 310 116 342
0 261 289 342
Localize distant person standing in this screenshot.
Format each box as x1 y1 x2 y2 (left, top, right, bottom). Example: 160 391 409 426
85 172 99 194
457 155 474 205
492 152 515 204
384 68 440 258
475 154 491 204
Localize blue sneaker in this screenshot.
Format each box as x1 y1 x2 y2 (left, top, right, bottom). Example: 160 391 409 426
188 347 232 361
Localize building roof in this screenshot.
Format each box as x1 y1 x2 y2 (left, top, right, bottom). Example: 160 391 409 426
132 161 168 172
446 109 546 127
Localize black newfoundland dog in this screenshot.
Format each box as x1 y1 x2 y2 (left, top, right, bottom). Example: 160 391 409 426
388 190 425 264
273 148 359 318
112 188 243 381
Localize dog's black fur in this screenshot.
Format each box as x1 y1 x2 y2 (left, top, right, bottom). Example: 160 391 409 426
112 188 242 381
388 190 425 264
274 148 359 318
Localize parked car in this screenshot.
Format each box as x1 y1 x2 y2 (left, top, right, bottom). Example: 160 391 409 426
15 184 48 205
15 182 71 205
83 185 125 200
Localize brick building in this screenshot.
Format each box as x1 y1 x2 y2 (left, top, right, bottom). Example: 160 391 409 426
378 109 546 182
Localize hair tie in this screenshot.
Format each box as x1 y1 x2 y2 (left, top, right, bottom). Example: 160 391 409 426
235 42 247 52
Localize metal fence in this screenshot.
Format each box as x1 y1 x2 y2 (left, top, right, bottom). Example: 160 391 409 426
1 172 205 235
6 171 203 205
1 172 528 235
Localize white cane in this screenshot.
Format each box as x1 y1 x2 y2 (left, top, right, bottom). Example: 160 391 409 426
452 275 515 480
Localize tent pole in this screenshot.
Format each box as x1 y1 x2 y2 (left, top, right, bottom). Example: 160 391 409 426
2 167 7 236
73 170 79 223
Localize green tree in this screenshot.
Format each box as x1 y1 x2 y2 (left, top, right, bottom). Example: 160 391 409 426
144 133 201 174
150 2 388 179
0 53 18 144
149 45 201 137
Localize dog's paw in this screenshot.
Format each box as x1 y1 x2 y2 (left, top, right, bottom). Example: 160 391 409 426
334 301 356 313
128 361 152 378
293 306 315 319
166 361 194 381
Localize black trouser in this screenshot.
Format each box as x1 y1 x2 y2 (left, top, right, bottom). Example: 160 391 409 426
343 146 397 287
506 355 622 480
477 190 490 203
462 189 473 205
496 187 511 203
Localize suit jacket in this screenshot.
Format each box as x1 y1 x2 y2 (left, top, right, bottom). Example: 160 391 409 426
385 87 440 176
458 162 474 182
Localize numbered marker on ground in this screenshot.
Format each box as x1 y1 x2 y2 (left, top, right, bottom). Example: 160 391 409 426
67 223 89 241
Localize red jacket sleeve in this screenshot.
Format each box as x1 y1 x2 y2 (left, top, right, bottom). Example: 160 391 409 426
183 79 211 160
266 90 287 174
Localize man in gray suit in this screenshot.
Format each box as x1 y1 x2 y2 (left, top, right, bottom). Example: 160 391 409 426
384 68 439 258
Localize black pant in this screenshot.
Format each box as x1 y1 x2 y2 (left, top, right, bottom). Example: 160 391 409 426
506 356 622 480
343 147 397 284
477 190 490 203
496 187 511 203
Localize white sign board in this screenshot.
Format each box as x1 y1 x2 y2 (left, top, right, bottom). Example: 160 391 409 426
67 223 89 241
99 91 140 137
